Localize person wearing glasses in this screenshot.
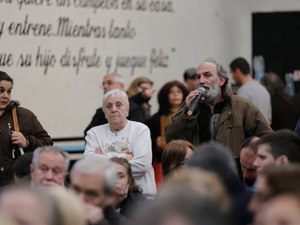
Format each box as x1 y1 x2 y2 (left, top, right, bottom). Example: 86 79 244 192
161 140 194 178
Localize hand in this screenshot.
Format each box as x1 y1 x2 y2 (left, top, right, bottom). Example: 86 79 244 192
144 89 156 99
185 89 201 108
11 131 27 148
114 183 129 202
156 136 166 149
126 153 134 160
95 147 102 155
84 203 104 224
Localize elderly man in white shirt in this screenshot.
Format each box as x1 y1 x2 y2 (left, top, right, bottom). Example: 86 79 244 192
84 89 156 197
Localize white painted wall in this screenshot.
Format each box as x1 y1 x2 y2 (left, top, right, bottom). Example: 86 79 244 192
0 0 299 138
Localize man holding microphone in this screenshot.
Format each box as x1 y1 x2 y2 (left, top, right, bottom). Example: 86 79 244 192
165 59 272 158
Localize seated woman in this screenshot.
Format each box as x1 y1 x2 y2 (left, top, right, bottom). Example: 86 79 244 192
110 157 147 219
84 89 156 197
162 140 194 178
0 71 52 187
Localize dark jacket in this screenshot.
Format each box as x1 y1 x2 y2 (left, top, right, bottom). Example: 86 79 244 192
84 93 146 135
146 112 167 163
119 188 147 219
270 95 298 131
165 86 273 157
0 101 53 187
93 206 131 225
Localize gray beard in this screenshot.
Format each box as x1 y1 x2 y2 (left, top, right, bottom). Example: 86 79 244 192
204 79 220 101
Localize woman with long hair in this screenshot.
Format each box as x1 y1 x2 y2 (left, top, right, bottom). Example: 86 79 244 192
110 157 147 219
146 80 189 188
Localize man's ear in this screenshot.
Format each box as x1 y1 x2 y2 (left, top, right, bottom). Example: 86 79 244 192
126 105 130 117
275 155 289 166
64 171 69 180
219 76 226 87
120 83 125 91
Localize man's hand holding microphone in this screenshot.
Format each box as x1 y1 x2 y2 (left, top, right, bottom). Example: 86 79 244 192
186 87 206 116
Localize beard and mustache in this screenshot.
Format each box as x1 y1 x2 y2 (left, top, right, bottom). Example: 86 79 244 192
200 77 220 102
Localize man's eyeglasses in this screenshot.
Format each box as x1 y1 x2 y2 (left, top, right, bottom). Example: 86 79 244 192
100 80 115 89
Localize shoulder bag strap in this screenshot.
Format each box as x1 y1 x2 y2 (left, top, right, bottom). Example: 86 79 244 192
12 107 20 132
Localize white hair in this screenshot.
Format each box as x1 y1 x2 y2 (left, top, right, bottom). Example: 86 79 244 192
104 73 125 90
70 157 117 194
32 146 70 172
103 89 130 109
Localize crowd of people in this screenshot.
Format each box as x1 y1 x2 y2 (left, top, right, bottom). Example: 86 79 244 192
0 56 300 225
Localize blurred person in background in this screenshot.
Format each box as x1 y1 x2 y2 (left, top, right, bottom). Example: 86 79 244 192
183 68 198 92
126 76 155 121
146 80 188 188
260 72 298 130
0 71 53 187
229 57 272 124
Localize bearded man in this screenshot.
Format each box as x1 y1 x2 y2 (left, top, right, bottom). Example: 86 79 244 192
165 59 272 158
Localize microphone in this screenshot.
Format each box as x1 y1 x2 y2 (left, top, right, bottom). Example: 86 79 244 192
187 87 206 116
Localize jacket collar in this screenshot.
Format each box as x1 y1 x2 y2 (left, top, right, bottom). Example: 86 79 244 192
4 101 20 113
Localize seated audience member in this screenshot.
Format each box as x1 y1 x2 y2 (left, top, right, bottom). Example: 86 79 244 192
158 168 230 214
260 72 298 130
146 81 188 187
187 142 253 225
249 164 300 223
30 146 70 187
110 157 147 219
126 77 155 120
135 191 229 225
13 152 33 182
47 187 86 225
183 68 198 92
0 71 53 187
253 129 300 174
84 73 149 135
85 89 156 197
239 137 259 187
0 185 60 225
161 140 194 177
70 157 130 225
